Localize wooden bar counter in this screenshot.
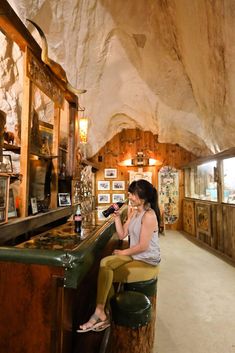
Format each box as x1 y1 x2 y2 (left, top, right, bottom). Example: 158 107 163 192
0 208 126 353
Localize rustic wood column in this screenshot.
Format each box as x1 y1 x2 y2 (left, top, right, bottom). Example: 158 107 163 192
19 51 32 217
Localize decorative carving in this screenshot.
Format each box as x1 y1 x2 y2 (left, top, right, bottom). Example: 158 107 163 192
158 166 179 224
26 48 63 107
183 199 195 236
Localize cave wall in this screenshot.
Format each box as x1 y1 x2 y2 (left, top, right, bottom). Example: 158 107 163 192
5 0 235 158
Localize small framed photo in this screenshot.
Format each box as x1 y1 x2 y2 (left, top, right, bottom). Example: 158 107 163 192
8 189 17 218
104 168 117 178
98 193 110 204
0 155 13 173
112 193 125 203
0 173 10 224
58 193 71 207
97 208 106 220
112 180 125 190
98 180 110 191
30 197 38 215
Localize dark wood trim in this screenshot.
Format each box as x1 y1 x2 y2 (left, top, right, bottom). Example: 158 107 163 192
182 147 235 168
0 0 41 55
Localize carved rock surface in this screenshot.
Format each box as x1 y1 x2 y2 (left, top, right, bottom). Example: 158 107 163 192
6 0 235 157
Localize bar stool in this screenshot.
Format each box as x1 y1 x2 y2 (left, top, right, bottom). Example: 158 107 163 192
108 277 158 353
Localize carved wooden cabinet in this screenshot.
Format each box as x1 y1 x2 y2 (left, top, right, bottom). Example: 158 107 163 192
0 0 82 241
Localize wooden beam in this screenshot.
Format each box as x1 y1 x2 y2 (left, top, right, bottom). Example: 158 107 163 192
19 52 31 217
182 147 235 168
0 0 41 56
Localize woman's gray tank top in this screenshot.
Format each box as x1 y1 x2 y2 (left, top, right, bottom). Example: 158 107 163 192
128 209 161 266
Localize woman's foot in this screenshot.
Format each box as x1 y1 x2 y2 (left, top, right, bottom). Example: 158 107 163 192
77 309 109 333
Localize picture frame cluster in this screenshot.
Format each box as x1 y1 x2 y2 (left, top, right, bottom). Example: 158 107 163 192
97 168 126 204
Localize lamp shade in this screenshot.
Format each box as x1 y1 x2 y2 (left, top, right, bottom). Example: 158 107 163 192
79 118 88 144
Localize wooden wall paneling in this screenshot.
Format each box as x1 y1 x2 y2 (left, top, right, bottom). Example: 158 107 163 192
210 204 218 249
222 205 227 254
224 206 233 258
229 207 235 258
19 52 32 217
218 205 225 253
216 205 221 250
0 262 65 353
91 129 196 230
231 208 235 261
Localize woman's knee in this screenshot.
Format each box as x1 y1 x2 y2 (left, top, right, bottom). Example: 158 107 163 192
100 255 114 267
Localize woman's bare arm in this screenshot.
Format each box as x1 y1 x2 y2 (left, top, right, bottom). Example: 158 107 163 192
114 206 134 240
113 210 157 255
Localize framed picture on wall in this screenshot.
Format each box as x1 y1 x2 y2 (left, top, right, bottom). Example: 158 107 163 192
30 197 38 215
129 171 152 184
0 173 10 224
195 202 211 240
112 193 125 203
0 155 13 173
112 181 125 190
98 194 110 204
104 168 117 178
98 180 110 191
58 193 71 206
8 189 17 218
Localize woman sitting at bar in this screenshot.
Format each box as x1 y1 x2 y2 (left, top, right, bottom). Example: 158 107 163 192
77 179 161 332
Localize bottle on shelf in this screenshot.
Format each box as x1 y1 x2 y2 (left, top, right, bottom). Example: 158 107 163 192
102 198 128 218
74 204 82 233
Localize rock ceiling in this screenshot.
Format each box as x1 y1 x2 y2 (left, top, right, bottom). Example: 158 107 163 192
7 0 235 157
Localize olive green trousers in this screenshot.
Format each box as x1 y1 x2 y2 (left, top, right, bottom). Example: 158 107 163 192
96 255 160 306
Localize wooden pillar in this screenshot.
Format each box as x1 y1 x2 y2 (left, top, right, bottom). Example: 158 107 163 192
19 51 32 217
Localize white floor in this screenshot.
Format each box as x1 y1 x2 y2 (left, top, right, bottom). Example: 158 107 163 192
155 231 235 353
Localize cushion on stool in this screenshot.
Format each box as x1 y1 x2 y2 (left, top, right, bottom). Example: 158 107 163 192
110 291 151 328
124 277 158 297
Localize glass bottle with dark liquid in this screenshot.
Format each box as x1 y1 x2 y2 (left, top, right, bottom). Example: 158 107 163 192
102 199 127 218
74 204 82 233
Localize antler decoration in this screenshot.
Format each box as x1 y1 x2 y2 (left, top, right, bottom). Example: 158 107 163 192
27 19 87 95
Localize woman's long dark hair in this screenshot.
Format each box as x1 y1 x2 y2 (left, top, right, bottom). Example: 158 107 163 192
128 179 161 226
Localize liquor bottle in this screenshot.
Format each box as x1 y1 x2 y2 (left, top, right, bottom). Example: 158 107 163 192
74 204 82 233
102 199 128 218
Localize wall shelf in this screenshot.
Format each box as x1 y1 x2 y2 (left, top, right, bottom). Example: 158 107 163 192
3 143 21 154
30 152 59 160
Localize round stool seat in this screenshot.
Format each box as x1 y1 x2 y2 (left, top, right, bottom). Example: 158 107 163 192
110 290 151 328
124 277 158 297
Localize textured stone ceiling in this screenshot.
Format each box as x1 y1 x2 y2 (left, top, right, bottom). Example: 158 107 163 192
8 0 235 157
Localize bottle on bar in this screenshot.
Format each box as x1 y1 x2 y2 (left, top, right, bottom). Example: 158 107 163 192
74 204 82 233
102 198 128 218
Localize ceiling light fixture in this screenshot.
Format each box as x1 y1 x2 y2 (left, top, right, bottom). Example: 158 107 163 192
77 102 88 144
118 152 162 167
